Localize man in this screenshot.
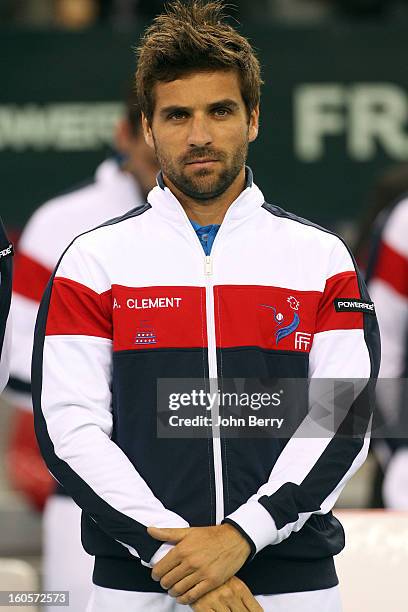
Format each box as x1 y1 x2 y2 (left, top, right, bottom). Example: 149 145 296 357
0 218 12 392
6 90 158 611
364 182 408 509
32 2 380 611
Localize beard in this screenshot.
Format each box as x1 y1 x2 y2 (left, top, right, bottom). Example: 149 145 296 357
152 136 249 202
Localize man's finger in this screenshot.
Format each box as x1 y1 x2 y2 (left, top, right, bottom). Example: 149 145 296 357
203 605 231 612
157 564 195 593
242 592 264 611
232 602 248 612
151 550 180 581
222 599 245 612
176 580 212 605
147 526 189 542
167 570 199 597
220 591 247 612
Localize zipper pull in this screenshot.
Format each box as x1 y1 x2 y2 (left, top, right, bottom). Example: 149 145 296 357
204 255 212 275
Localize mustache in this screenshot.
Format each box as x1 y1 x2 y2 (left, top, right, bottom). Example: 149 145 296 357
181 148 225 164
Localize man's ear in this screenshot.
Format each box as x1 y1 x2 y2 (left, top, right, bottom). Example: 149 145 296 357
142 113 155 149
248 105 260 143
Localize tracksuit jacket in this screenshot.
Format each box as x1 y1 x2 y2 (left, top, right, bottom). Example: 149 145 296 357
33 168 380 595
0 217 12 392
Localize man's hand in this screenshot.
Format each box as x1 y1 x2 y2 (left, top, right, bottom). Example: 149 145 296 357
148 524 251 605
191 576 263 612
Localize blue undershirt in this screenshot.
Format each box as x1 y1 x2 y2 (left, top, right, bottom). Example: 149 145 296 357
190 220 220 256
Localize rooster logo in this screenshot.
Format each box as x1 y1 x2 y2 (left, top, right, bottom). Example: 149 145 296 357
287 296 299 311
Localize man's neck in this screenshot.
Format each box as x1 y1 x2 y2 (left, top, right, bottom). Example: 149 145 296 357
163 167 246 226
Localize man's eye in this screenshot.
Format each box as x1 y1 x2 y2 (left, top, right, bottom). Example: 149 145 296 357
169 112 187 120
214 108 230 117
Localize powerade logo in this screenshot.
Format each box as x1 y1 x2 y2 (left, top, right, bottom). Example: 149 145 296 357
334 298 375 315
0 244 13 259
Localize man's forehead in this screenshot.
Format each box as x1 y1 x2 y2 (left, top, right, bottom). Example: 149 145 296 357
153 69 244 108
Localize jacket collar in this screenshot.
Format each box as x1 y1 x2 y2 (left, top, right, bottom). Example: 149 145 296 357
147 166 264 226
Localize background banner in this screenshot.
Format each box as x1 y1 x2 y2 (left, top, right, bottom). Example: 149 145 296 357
1 25 408 230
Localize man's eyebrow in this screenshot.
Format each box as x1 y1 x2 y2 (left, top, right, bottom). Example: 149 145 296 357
159 99 240 117
159 105 191 117
208 99 240 110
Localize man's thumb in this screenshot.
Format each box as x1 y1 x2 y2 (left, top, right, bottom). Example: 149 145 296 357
147 526 188 542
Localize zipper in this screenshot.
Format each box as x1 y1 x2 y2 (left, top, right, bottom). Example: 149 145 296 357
204 254 224 524
153 184 254 526
151 180 258 526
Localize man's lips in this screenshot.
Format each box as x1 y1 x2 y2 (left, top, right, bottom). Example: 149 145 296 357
185 159 219 165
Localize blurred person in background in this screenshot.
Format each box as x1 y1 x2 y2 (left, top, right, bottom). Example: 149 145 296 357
54 0 99 29
354 164 408 271
2 0 407 27
0 0 274 28
269 0 408 23
270 0 334 23
0 0 98 28
5 88 159 611
0 218 12 392
355 164 408 509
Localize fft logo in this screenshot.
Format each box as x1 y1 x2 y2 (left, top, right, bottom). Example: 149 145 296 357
295 332 312 351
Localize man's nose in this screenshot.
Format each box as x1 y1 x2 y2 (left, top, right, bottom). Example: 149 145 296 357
187 115 212 147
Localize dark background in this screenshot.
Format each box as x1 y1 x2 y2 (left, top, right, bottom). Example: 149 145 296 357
1 21 408 232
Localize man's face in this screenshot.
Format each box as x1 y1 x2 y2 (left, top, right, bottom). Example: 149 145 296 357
142 70 259 201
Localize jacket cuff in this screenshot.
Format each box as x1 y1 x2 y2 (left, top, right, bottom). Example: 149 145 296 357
224 499 278 554
145 542 175 568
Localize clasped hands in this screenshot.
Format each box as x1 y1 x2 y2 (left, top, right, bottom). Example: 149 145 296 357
148 524 263 611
